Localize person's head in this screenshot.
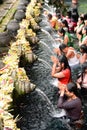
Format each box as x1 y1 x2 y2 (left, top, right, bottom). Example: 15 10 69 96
57 54 70 70
65 82 78 98
47 13 52 21
82 26 87 35
78 16 84 24
58 27 65 36
59 44 68 54
61 19 68 28
84 13 87 20
80 44 87 53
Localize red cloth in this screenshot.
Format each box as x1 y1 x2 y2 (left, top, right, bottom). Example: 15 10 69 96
59 68 71 84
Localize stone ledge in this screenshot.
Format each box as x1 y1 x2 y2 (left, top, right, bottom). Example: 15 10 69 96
0 0 19 32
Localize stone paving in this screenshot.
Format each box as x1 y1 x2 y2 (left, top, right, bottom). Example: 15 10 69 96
0 0 19 32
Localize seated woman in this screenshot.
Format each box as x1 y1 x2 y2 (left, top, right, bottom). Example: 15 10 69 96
61 19 69 32
55 28 74 47
77 62 87 96
51 55 72 88
58 82 82 123
74 16 84 40
79 44 87 64
79 26 87 46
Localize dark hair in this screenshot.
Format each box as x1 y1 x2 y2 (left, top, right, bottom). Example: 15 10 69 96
57 54 70 70
84 13 87 20
58 28 65 36
48 13 52 20
67 82 79 97
59 43 67 52
83 26 87 35
80 62 87 82
80 44 87 53
61 19 69 28
79 16 84 22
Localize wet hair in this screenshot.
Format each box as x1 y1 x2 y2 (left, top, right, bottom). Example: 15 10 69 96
57 54 70 70
67 82 80 97
80 44 87 53
58 28 65 36
59 44 67 52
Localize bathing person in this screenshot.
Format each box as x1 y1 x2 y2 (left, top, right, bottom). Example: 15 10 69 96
55 28 74 47
59 44 79 67
58 82 82 122
74 16 84 40
79 44 87 64
79 26 87 46
47 13 59 31
51 55 71 88
61 19 69 32
54 44 80 81
77 62 87 96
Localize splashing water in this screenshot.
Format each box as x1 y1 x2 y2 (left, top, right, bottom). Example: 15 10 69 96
38 58 52 69
35 88 66 118
40 40 54 55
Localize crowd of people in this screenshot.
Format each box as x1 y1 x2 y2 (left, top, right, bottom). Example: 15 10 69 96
45 4 87 127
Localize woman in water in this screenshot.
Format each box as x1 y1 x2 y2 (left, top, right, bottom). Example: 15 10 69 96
55 28 74 47
54 43 80 81
79 44 87 64
51 55 72 89
58 82 82 123
79 26 87 46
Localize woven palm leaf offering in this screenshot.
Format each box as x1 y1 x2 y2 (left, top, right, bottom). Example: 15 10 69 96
14 68 36 95
26 4 41 31
16 28 26 40
19 19 30 30
24 51 38 63
9 43 22 57
2 111 20 130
